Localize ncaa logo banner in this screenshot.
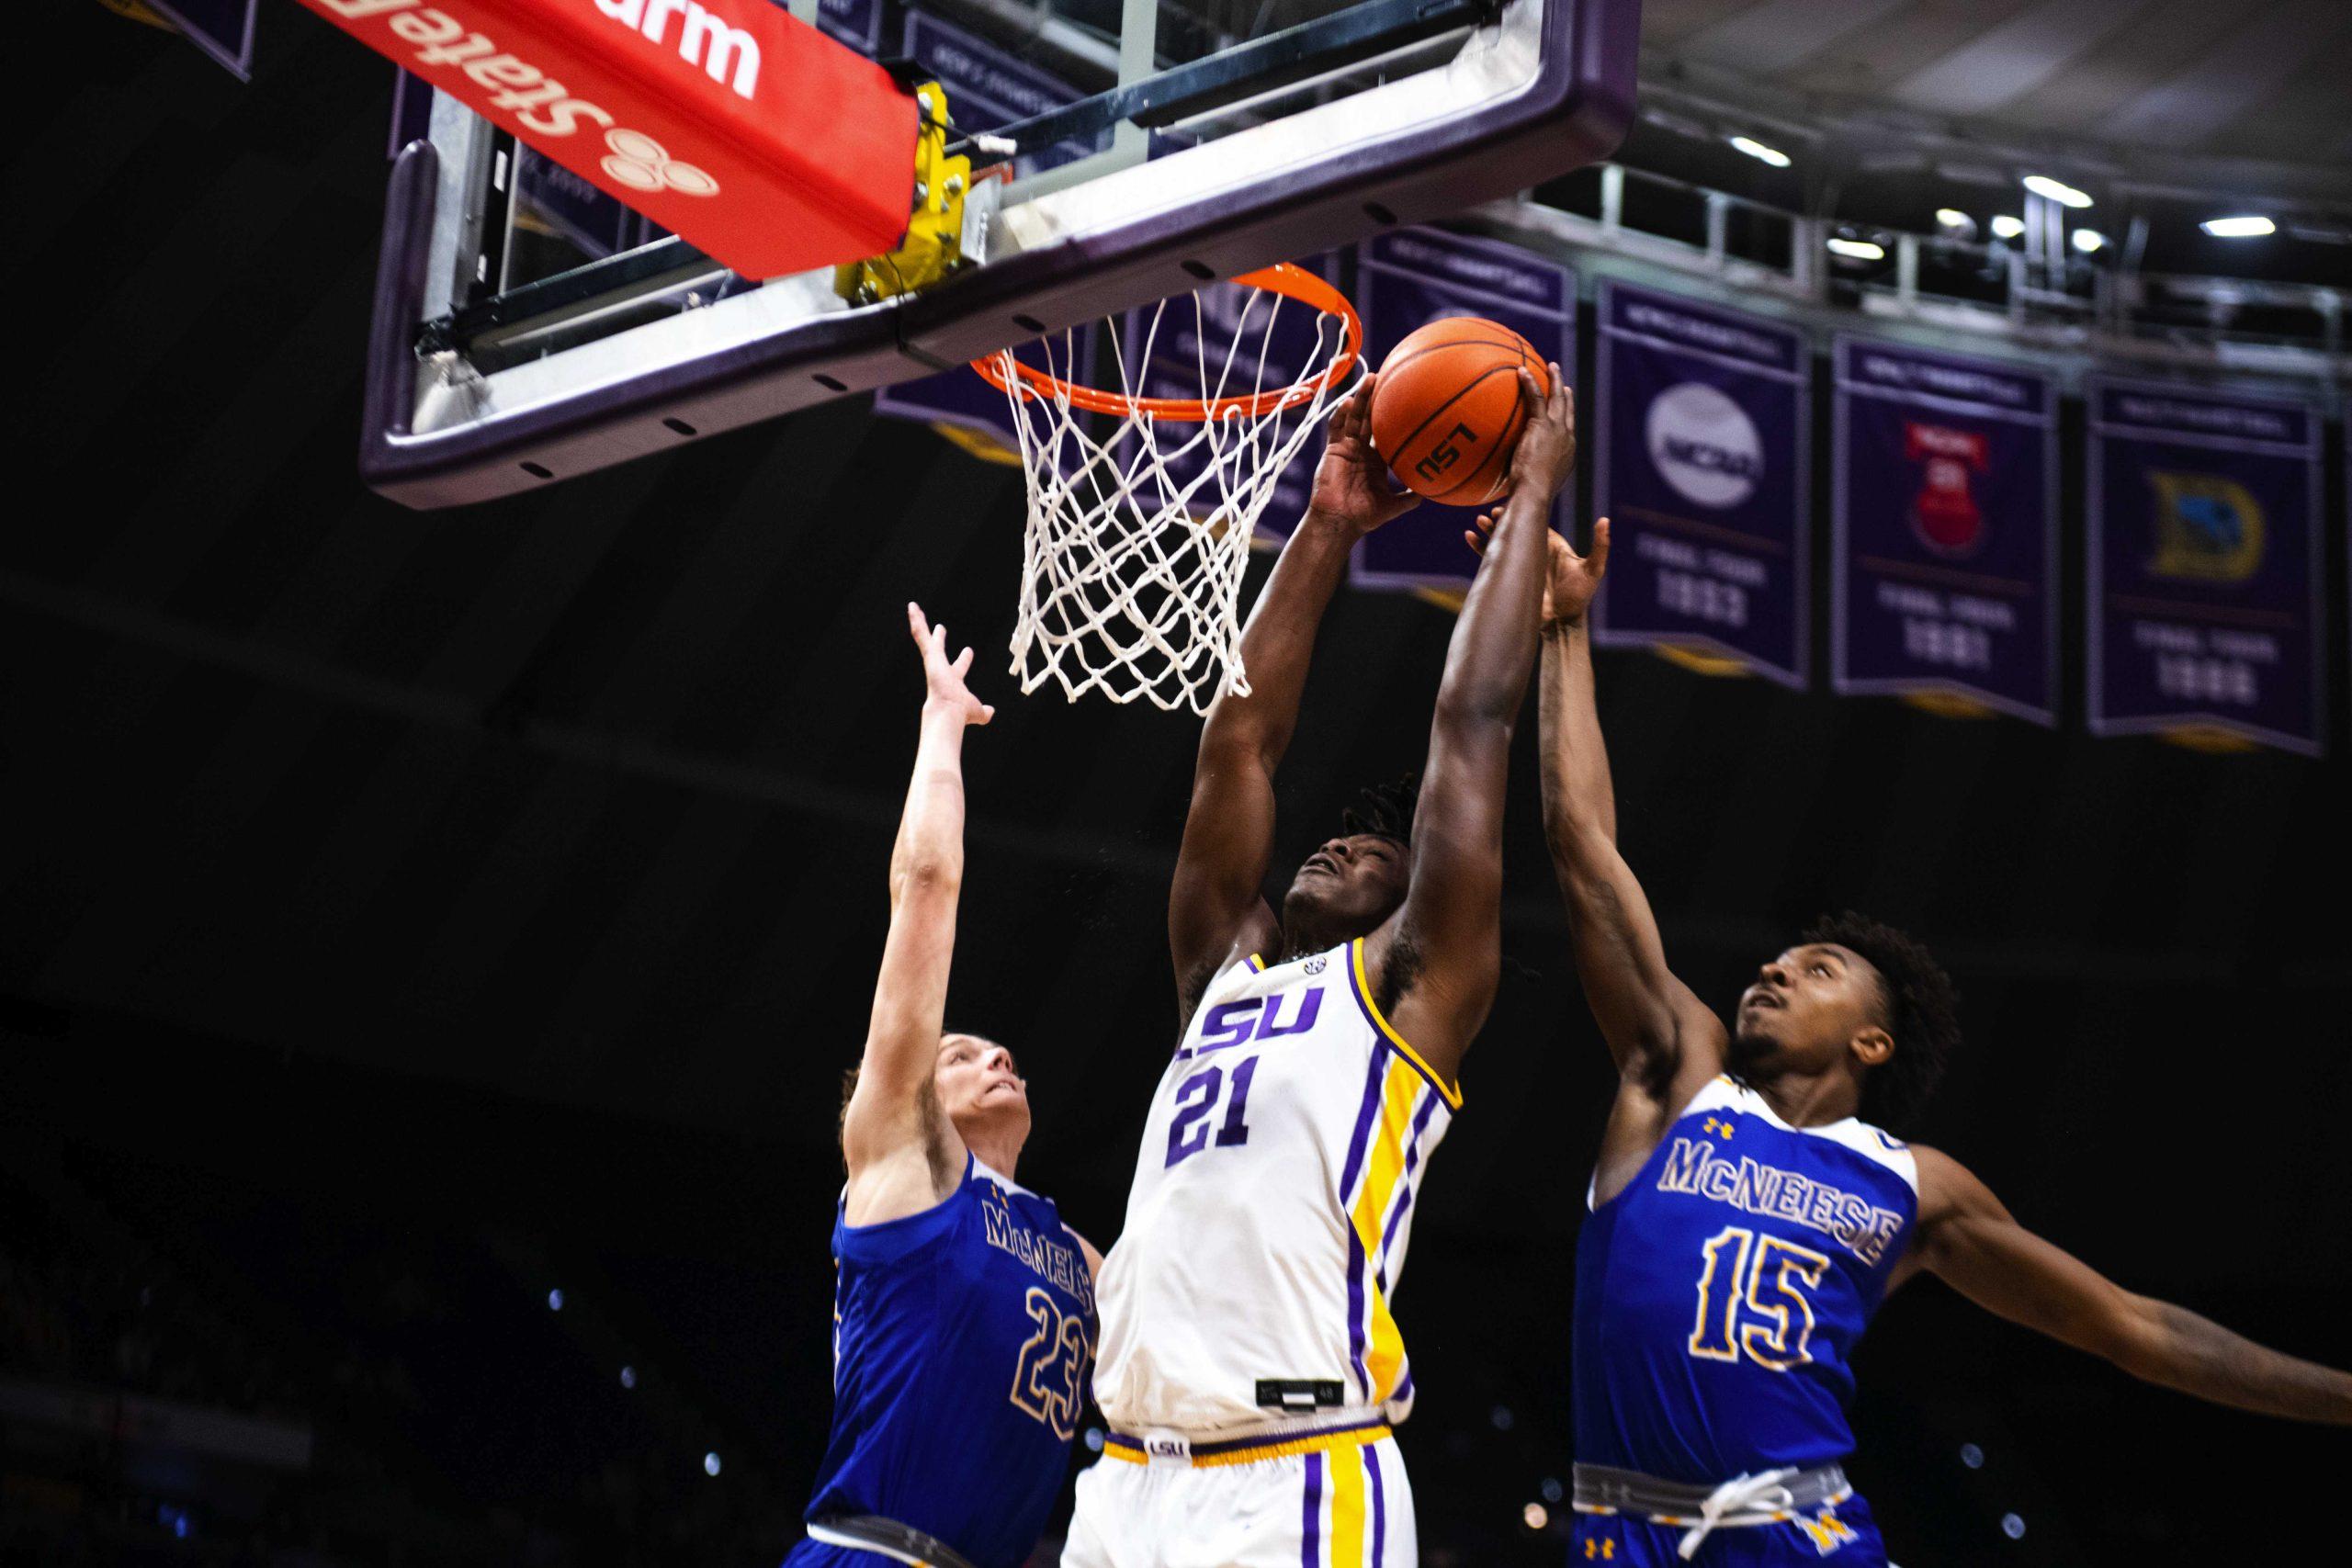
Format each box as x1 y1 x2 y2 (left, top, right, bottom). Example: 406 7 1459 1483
2087 379 2325 756
1118 254 1349 547
1833 338 2057 723
1352 230 1577 594
872 14 1091 459
301 0 915 279
1594 282 1809 686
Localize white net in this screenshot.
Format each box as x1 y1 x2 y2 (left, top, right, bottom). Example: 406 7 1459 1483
983 275 1359 714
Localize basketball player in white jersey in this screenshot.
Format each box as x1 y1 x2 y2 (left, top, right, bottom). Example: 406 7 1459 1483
1063 367 1576 1568
1502 521 2352 1562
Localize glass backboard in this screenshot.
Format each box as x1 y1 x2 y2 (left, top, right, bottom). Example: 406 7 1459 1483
363 0 1638 506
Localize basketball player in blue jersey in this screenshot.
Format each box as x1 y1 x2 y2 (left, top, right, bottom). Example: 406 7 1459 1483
1065 368 1577 1568
786 604 1100 1568
1496 520 2352 1563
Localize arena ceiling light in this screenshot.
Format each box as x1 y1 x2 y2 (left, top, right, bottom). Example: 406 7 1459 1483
1729 135 1792 168
2072 229 2107 253
1991 215 2025 240
1935 208 1970 228
2022 175 2093 209
2200 215 2277 238
1826 236 1886 260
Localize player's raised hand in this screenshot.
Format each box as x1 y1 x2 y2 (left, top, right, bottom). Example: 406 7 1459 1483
1505 365 1577 502
907 602 994 727
1464 515 1611 629
1308 374 1420 535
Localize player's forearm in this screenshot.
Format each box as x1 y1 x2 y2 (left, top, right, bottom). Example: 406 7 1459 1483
1200 511 1356 769
1538 620 1616 851
2118 1298 2352 1425
887 706 971 906
1433 486 1549 729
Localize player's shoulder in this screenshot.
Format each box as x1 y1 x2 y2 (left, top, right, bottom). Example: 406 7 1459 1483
1901 1143 1987 1220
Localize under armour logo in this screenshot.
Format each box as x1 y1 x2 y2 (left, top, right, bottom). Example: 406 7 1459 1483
600 129 719 197
1582 1540 1616 1561
1797 1506 1859 1555
1703 1117 1736 1139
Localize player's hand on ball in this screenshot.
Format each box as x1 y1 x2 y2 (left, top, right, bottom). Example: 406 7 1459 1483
1507 365 1577 501
1464 515 1611 629
1308 375 1420 535
907 602 994 727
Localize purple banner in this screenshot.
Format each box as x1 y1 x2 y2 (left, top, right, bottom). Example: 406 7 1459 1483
1118 255 1347 547
1351 230 1577 593
2088 378 2325 755
1594 282 1810 687
150 0 256 78
816 0 884 53
1832 339 2058 722
872 15 1091 452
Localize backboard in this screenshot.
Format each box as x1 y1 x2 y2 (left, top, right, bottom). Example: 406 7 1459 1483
363 0 1639 507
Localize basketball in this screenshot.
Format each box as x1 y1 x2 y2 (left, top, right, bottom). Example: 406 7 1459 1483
1369 318 1552 505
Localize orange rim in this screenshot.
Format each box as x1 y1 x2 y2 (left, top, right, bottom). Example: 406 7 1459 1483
970 264 1363 423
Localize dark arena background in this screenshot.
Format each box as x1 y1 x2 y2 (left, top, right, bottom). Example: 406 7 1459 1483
6 4 2350 1566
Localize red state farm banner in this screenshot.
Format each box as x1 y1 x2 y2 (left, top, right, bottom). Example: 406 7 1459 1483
302 0 916 279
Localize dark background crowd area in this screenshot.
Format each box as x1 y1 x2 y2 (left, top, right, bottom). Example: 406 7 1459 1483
6 6 2351 1566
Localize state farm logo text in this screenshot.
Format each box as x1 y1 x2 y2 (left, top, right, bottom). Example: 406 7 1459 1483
316 1 720 196
593 1 763 99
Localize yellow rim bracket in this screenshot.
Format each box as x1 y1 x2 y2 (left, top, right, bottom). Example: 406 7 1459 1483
836 81 979 304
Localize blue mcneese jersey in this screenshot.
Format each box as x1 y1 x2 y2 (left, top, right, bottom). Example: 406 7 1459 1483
1574 1077 1918 1483
788 1155 1096 1568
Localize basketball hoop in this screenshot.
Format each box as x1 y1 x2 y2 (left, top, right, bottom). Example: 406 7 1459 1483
973 265 1363 715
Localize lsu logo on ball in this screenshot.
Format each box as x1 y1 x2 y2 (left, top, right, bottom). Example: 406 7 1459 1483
1415 423 1479 486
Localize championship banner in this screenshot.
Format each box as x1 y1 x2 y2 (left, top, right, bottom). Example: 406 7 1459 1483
150 0 259 78
1832 338 2057 721
2087 378 2326 755
1351 230 1577 594
871 15 1091 457
1119 255 1346 547
1593 282 1809 686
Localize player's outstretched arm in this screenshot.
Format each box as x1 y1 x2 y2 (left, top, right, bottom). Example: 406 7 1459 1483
1373 368 1573 1089
1510 519 1725 1103
840 604 995 1225
1908 1147 2352 1424
1169 376 1417 1019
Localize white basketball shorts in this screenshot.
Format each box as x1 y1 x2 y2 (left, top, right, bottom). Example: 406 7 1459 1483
1062 1421 1415 1568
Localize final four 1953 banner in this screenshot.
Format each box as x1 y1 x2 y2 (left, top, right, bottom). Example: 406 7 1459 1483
1832 338 2058 724
2088 378 2326 756
1591 281 1810 686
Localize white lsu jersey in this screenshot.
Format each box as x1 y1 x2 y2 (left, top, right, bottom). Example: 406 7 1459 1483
1091 940 1460 1435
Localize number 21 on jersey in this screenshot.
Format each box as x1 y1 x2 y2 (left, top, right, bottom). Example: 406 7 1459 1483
1165 1057 1258 1166
1688 1225 1829 1371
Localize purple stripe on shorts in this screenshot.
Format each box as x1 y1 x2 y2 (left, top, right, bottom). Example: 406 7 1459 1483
1374 1094 1441 1291
1368 1441 1386 1565
1301 1451 1324 1568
